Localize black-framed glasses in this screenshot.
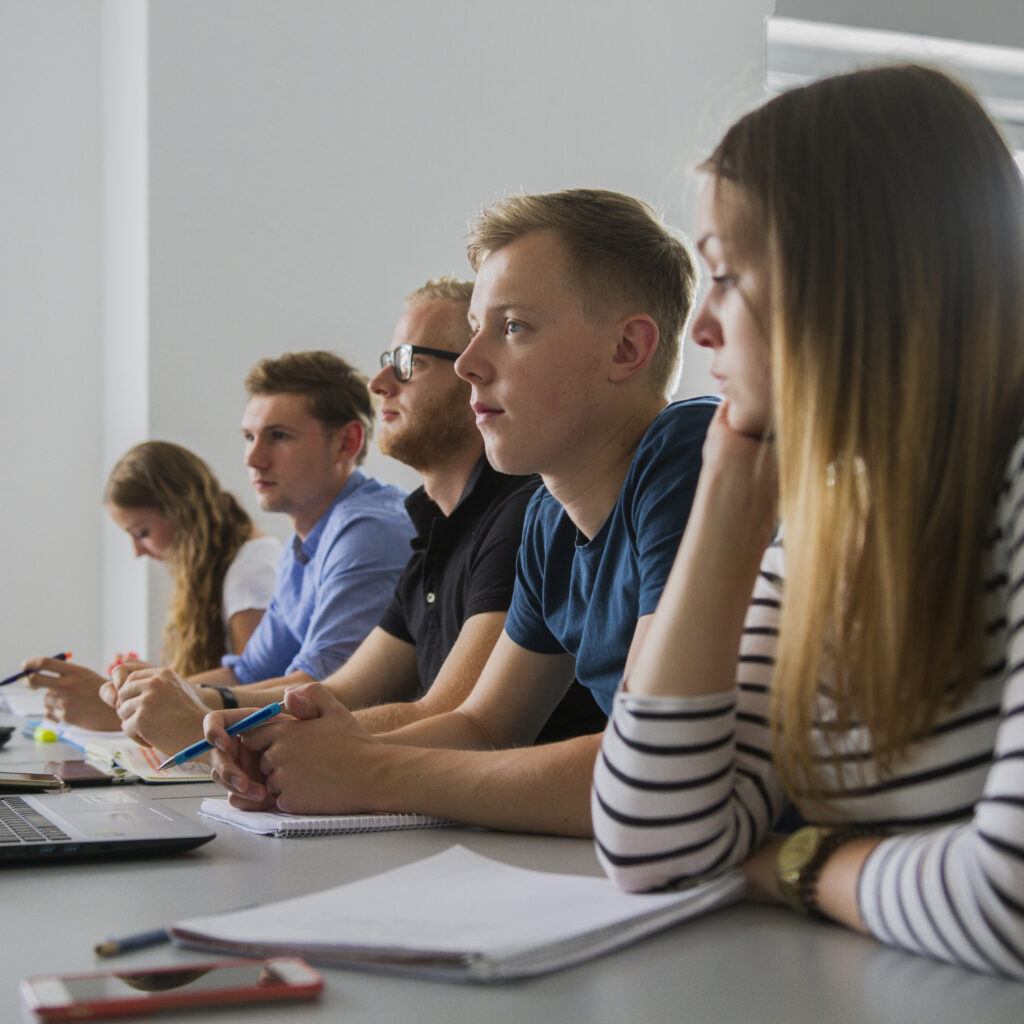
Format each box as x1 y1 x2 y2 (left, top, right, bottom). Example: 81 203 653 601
379 344 459 382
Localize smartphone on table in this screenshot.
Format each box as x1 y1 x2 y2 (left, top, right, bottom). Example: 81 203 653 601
43 760 138 786
0 771 67 793
20 957 323 1020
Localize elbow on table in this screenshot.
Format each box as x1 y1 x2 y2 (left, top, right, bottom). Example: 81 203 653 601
594 837 702 893
592 818 710 893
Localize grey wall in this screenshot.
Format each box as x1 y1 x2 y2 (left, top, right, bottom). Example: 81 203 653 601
2 0 1020 667
1 0 773 666
775 0 1024 49
1 2 104 667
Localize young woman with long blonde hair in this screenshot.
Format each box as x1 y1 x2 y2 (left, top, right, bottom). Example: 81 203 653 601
592 64 1024 976
104 441 280 673
27 442 279 731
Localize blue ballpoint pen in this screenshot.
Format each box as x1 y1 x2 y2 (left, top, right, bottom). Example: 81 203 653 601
156 702 283 771
1 651 72 686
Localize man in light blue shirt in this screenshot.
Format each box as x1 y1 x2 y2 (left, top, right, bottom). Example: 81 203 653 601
225 469 413 684
154 349 414 706
32 351 413 742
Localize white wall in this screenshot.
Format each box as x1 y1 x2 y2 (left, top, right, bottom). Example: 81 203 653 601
0 2 104 668
6 0 1017 665
142 0 773 520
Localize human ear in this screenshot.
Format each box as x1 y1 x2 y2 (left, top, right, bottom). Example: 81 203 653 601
608 315 659 382
335 421 366 462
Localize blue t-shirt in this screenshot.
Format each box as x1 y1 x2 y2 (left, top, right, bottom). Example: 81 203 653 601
504 399 717 714
223 470 415 683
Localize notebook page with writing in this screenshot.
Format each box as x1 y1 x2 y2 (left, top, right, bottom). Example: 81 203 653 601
56 725 211 783
199 798 453 836
171 845 745 981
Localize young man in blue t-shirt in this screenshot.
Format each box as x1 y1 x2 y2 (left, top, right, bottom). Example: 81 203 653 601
205 189 716 837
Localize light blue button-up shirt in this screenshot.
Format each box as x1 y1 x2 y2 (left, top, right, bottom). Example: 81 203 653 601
223 470 414 683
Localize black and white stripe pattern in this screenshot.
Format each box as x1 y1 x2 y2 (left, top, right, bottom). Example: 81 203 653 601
592 437 1024 977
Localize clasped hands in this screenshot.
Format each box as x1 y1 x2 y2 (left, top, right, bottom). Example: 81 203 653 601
203 683 379 815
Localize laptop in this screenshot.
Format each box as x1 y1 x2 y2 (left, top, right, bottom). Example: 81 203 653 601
0 789 215 864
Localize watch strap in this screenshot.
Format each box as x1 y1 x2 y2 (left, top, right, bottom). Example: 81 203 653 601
776 826 853 917
199 684 238 710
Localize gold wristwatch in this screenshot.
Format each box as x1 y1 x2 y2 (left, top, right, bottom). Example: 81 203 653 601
775 826 851 916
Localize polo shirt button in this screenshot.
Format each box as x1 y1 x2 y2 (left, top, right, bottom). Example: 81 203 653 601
426 592 436 604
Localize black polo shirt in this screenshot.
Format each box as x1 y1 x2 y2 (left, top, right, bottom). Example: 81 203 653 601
377 456 605 742
378 456 540 691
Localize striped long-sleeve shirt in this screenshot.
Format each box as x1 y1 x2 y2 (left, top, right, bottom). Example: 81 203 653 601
592 436 1024 978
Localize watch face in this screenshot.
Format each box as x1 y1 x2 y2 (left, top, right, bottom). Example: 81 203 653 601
778 827 823 873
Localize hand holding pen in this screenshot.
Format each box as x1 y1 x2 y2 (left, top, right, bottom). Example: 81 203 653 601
203 683 374 814
16 653 123 732
201 685 334 811
1 652 72 687
156 702 285 770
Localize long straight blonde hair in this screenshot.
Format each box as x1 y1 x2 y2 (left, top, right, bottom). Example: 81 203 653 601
105 442 253 676
702 65 1024 795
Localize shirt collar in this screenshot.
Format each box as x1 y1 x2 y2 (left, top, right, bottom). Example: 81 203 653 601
404 455 502 537
292 469 366 565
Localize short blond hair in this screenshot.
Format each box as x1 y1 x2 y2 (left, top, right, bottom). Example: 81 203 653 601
244 350 372 465
467 189 696 397
405 276 474 307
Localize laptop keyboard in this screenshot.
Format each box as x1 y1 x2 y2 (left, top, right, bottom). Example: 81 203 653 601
0 796 70 844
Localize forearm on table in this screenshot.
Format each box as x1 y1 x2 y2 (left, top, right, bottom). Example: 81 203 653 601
354 612 507 734
374 707 504 751
816 839 878 932
187 666 239 690
594 651 786 891
354 699 436 734
354 667 500 736
369 732 603 836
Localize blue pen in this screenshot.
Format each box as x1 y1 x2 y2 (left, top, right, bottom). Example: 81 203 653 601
94 927 170 958
1 651 72 686
156 702 283 771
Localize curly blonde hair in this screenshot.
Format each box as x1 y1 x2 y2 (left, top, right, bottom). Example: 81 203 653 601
105 442 253 676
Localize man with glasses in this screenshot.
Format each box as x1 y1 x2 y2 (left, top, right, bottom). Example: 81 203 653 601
97 279 601 754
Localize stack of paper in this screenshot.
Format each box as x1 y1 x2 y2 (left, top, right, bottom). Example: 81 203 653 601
172 845 745 981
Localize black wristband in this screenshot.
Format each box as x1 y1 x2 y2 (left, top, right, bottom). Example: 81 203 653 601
200 684 238 710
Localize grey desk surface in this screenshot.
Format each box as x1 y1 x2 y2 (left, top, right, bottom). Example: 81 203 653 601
1 720 1021 1023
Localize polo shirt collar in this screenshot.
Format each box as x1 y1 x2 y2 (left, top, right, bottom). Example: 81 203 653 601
404 455 503 537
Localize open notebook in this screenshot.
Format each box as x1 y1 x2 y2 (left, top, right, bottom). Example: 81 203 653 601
55 725 211 783
171 845 745 981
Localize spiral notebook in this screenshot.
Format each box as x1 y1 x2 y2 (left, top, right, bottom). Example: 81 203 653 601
199 798 453 836
171 845 746 981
